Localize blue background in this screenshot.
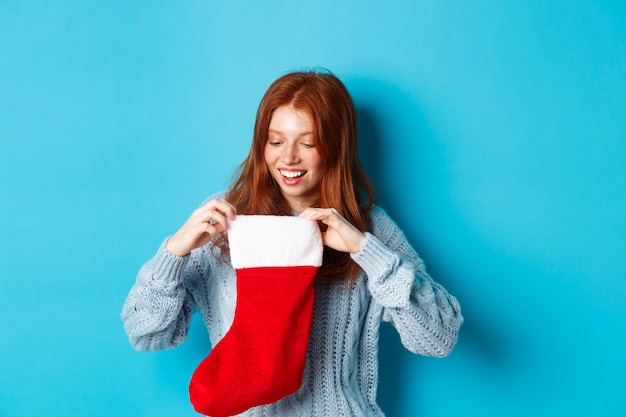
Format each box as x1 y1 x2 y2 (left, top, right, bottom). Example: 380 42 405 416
1 1 625 416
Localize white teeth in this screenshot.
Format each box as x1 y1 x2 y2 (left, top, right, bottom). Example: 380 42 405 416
280 169 305 178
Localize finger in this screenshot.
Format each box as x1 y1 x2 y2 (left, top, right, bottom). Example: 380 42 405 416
196 198 236 219
203 222 218 235
297 208 315 219
205 208 230 230
195 200 235 226
202 219 230 237
211 198 237 220
299 207 331 221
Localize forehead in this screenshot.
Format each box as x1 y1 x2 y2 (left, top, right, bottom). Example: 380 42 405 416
269 105 313 131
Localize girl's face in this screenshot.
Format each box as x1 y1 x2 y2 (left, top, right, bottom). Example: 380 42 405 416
264 105 324 213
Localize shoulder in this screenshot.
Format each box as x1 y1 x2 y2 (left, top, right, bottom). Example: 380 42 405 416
367 205 408 246
368 205 396 231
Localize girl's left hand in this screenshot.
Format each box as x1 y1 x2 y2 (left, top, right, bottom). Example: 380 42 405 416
299 208 366 254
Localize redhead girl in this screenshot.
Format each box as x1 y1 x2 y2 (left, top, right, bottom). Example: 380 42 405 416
122 69 463 416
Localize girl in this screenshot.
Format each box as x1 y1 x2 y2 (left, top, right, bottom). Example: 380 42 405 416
121 69 463 416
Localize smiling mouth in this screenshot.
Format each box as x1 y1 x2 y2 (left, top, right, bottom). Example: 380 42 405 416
279 169 306 179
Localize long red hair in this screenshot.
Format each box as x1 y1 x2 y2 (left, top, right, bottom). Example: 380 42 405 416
219 69 376 283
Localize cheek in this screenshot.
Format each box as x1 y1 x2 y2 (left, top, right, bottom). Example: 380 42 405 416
263 145 274 165
309 151 324 172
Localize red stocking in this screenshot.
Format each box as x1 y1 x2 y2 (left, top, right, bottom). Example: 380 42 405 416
189 215 322 417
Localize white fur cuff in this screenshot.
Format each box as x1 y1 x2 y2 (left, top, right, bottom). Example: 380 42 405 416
227 215 323 269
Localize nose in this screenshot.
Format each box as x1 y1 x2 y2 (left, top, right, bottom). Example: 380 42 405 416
282 142 300 164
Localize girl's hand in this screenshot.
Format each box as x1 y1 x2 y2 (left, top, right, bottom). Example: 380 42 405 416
299 208 366 254
166 198 237 256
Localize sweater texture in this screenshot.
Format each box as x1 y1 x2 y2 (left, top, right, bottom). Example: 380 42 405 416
121 205 463 416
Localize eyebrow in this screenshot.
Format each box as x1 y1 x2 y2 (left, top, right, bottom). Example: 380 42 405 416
267 129 314 138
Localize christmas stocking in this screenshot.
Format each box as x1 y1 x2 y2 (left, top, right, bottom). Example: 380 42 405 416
189 215 323 417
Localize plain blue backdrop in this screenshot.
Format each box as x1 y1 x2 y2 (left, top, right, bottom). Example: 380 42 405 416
1 1 625 416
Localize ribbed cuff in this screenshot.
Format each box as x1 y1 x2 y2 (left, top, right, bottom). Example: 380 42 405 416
352 233 413 308
149 238 190 282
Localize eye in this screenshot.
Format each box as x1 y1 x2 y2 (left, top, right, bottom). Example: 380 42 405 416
301 143 315 149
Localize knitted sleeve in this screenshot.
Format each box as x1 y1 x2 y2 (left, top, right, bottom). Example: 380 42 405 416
120 240 201 351
351 207 463 357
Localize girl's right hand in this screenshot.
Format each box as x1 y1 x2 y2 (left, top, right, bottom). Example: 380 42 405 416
166 198 237 256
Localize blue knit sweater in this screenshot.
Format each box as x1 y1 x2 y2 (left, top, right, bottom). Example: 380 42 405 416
121 205 463 416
